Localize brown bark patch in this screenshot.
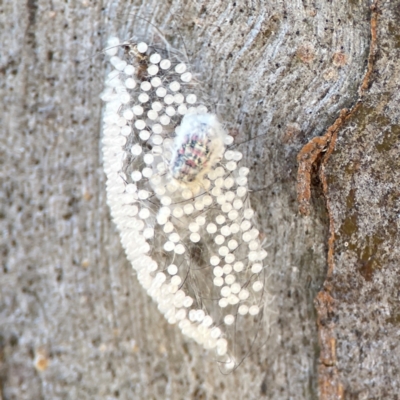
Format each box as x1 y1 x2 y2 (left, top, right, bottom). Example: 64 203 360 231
296 42 316 63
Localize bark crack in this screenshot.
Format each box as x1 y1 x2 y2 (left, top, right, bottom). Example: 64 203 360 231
295 2 380 399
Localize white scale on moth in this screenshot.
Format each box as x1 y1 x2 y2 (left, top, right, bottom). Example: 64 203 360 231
101 36 267 370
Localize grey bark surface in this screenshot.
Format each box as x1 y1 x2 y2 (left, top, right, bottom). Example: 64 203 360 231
0 0 398 399
324 3 400 398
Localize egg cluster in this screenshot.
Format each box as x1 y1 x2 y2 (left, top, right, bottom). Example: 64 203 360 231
101 37 267 369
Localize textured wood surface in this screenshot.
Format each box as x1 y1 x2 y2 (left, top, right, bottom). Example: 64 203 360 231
0 0 398 399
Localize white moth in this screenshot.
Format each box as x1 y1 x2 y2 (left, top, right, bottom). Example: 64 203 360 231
101 36 268 370
169 113 226 185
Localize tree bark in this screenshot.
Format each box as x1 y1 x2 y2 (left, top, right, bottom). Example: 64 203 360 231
0 0 398 399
